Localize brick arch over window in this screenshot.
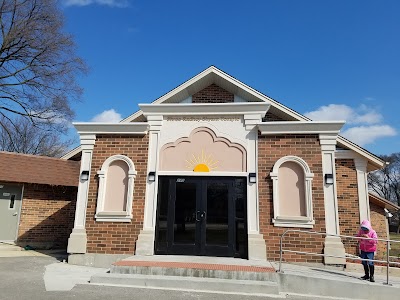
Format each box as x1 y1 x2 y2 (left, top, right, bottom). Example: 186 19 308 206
160 127 246 172
270 156 315 228
95 155 137 222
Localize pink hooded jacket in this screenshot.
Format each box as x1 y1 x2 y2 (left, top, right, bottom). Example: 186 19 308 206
356 220 378 252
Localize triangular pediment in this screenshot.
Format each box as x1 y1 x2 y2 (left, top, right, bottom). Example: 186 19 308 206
122 66 304 123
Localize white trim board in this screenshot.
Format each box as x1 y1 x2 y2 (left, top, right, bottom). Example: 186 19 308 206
258 121 345 135
73 123 148 135
139 102 270 116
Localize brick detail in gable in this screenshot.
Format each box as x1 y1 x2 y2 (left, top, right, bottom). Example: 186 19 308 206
262 112 286 122
192 84 234 103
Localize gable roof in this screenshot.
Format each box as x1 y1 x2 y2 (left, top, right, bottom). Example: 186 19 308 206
120 66 384 171
122 66 304 123
369 192 400 211
0 151 80 187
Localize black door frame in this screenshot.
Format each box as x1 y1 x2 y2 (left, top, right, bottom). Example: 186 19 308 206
154 176 248 258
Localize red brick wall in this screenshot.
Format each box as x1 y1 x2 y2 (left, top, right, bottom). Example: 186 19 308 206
192 84 234 103
370 203 388 259
17 184 77 248
262 112 286 122
85 134 149 254
336 159 359 256
258 134 325 263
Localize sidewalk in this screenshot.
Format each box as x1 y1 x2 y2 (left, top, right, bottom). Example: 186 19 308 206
0 242 67 259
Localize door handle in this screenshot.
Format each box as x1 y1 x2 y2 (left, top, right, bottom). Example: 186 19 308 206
12 212 18 216
196 211 206 222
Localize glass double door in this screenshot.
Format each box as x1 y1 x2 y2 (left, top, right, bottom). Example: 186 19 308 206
155 176 247 258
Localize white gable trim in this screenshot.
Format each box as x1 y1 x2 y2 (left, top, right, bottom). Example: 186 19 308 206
73 123 148 135
258 121 345 135
61 146 81 160
139 102 270 116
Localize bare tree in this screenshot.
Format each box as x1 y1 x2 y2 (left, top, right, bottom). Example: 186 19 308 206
368 153 400 232
0 115 76 157
0 0 87 132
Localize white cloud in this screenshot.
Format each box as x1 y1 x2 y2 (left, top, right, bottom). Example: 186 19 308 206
90 109 122 123
304 103 397 146
341 125 397 146
64 0 129 8
304 104 382 124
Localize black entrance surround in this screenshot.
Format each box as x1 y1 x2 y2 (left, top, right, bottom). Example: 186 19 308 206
154 176 248 258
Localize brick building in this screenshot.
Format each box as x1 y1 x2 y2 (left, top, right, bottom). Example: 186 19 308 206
62 66 390 265
0 152 79 248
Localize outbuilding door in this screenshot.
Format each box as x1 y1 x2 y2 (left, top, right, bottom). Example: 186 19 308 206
155 176 247 258
0 183 22 241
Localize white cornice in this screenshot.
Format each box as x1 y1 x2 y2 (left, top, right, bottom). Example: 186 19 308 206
139 102 270 116
73 123 148 135
258 121 345 135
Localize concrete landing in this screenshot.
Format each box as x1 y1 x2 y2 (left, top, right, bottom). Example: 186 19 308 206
111 256 276 281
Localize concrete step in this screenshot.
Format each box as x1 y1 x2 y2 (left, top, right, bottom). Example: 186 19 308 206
111 261 277 281
91 273 281 296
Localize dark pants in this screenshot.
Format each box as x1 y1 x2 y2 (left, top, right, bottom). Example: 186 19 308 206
360 250 375 266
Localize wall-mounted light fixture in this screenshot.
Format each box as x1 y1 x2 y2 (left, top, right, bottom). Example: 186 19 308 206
384 208 393 219
80 170 89 181
148 171 156 182
249 172 257 184
324 173 334 185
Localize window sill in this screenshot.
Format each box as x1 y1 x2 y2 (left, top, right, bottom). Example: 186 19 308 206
272 217 315 228
95 212 132 222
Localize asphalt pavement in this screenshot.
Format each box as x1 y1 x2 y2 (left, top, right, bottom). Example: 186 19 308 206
0 256 326 300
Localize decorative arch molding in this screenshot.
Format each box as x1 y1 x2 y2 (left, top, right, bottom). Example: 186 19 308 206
270 155 315 228
95 155 137 222
160 127 247 172
162 121 247 150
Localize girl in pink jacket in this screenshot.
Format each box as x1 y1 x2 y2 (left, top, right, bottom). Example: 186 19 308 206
356 220 378 282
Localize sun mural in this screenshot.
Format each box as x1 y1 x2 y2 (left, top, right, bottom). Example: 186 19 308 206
186 149 219 172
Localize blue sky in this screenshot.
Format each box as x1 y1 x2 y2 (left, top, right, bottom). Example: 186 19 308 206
62 0 399 156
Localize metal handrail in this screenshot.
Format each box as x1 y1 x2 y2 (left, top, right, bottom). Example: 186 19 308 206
278 229 400 285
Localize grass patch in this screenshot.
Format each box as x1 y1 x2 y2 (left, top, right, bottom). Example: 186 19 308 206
390 233 400 257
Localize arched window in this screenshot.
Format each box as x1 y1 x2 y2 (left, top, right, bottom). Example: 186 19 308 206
270 156 314 228
95 155 137 222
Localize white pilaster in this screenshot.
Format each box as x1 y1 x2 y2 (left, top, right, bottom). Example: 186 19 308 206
354 158 370 223
245 114 267 260
320 134 346 264
135 115 163 255
67 134 96 254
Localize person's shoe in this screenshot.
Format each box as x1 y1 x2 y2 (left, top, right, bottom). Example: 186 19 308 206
369 265 375 282
361 264 369 280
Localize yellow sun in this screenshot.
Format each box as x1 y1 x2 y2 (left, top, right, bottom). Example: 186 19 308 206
193 164 210 172
186 149 218 172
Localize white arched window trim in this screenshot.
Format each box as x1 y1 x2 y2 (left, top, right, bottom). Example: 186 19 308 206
270 155 314 228
95 155 137 222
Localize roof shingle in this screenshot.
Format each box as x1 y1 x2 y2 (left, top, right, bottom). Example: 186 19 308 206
0 151 80 187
